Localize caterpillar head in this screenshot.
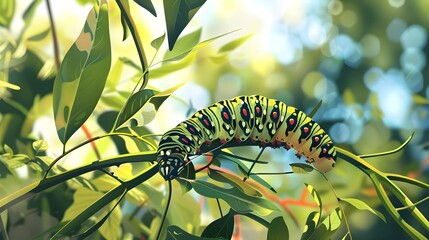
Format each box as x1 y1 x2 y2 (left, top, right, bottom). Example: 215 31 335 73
157 152 187 181
314 143 337 173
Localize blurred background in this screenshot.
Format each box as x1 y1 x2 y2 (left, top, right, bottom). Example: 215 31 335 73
1 0 429 239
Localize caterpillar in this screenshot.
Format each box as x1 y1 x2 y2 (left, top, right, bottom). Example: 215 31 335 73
157 95 336 180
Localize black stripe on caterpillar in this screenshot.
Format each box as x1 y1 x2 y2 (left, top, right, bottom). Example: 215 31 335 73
157 95 336 180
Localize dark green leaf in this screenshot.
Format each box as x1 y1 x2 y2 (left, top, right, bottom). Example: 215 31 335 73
53 0 111 144
208 168 262 197
113 83 183 129
189 180 279 216
115 89 155 129
151 33 166 50
290 163 314 174
176 162 196 193
267 216 289 240
301 211 320 240
0 0 15 28
308 100 323 118
217 154 276 193
201 209 234 239
167 225 226 240
307 208 342 240
340 197 386 222
163 0 206 50
134 0 157 16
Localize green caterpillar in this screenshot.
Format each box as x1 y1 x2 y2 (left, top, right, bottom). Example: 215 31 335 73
157 95 336 180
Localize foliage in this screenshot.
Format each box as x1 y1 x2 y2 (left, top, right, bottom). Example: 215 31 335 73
0 0 428 240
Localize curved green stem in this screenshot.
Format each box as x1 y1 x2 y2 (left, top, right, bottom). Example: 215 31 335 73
337 146 429 239
359 132 414 159
43 132 156 179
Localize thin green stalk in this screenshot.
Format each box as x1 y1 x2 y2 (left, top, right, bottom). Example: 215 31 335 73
44 132 156 178
0 152 158 213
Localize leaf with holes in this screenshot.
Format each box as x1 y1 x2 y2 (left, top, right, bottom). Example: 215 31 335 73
53 0 111 144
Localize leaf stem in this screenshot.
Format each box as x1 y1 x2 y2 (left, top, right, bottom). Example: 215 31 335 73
156 180 172 240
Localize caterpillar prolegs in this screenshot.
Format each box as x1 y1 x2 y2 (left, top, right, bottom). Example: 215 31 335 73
157 95 336 180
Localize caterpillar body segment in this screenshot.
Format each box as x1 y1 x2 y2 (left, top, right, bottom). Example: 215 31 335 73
157 95 337 180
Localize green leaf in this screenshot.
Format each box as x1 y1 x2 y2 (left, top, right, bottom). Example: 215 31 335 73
149 53 196 78
301 211 321 240
28 161 43 172
305 184 322 213
201 209 234 239
105 60 124 91
308 100 322 118
113 83 183 129
119 56 141 70
218 34 252 53
133 0 157 16
27 27 50 42
163 0 207 50
22 0 42 25
0 0 15 28
176 161 196 193
267 216 289 240
217 153 275 192
151 33 166 50
340 197 386 222
188 180 279 216
32 140 48 152
307 208 342 240
167 225 226 240
290 163 314 174
163 28 202 61
53 0 111 144
53 185 126 238
208 168 262 197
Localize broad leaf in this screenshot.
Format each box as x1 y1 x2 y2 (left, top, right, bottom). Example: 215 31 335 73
340 197 386 222
217 153 276 193
201 209 234 239
290 163 314 174
167 225 226 240
267 216 289 240
307 208 342 240
163 0 207 50
134 0 156 16
53 0 111 144
188 180 279 216
53 185 126 238
113 83 184 129
0 0 15 28
208 168 262 197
